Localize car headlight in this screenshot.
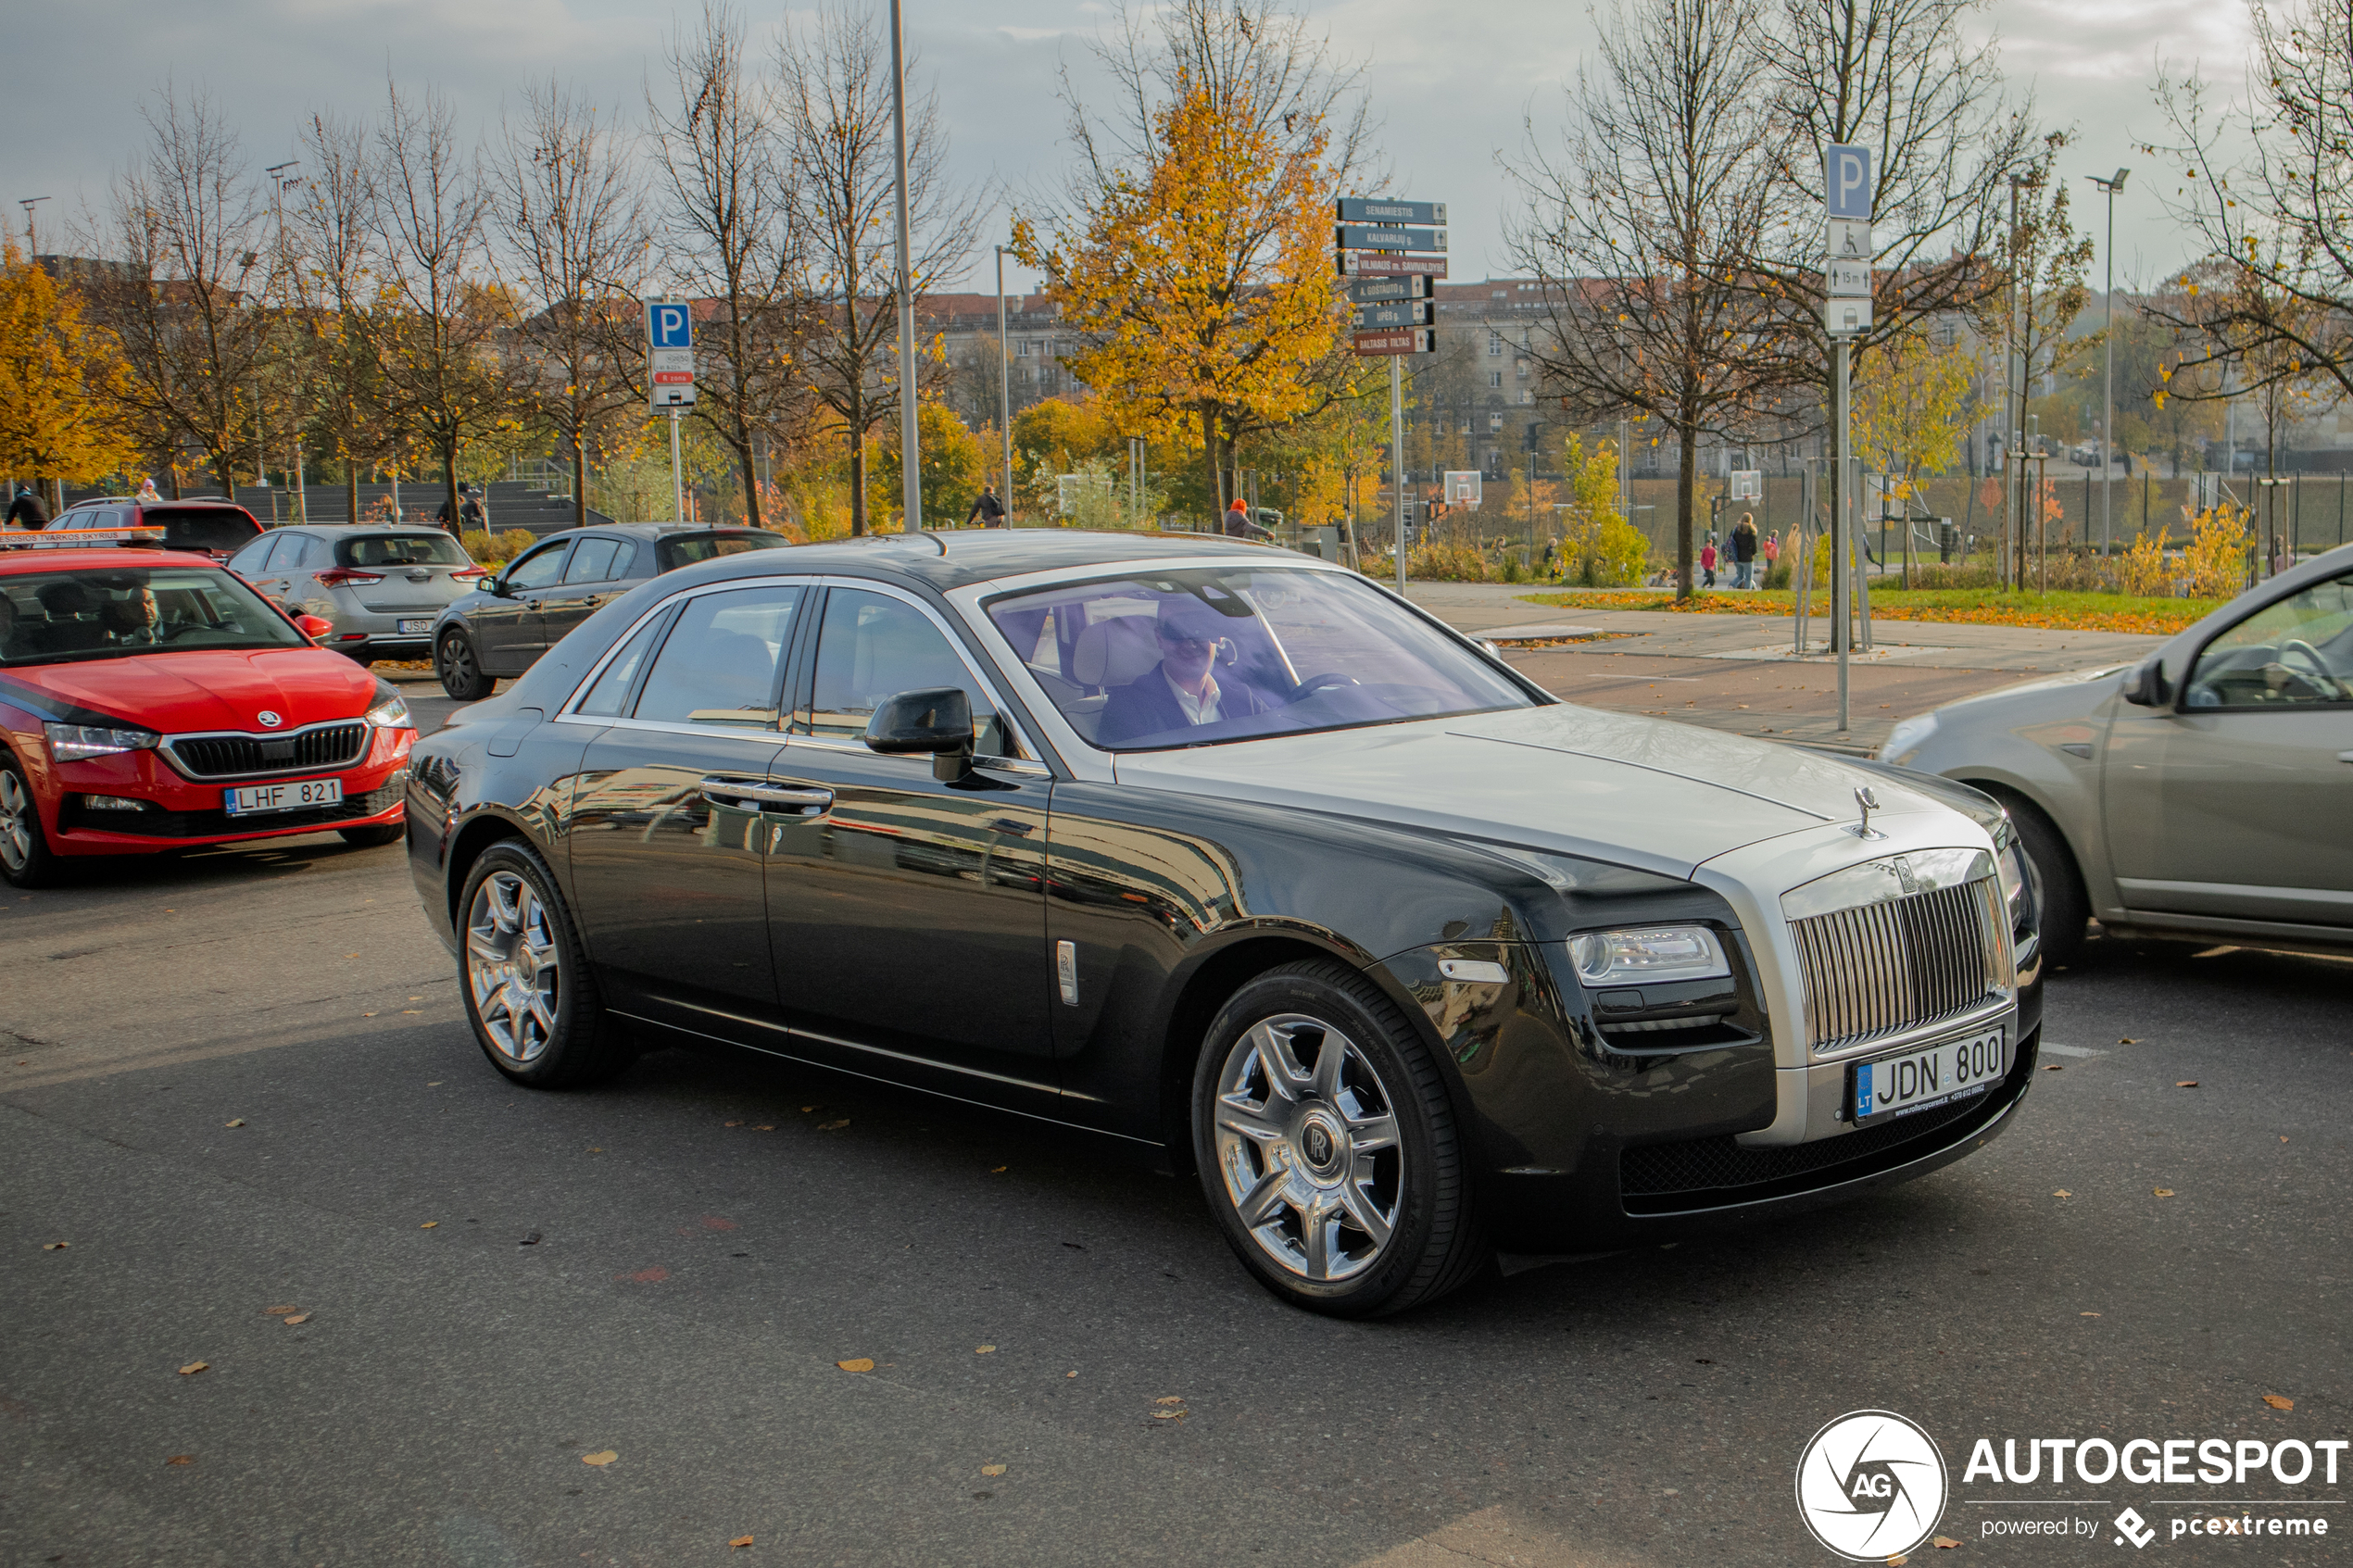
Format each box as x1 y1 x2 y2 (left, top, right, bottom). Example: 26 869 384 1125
1879 711 1938 766
44 722 160 762
1567 925 1731 987
363 684 412 729
1994 824 2029 924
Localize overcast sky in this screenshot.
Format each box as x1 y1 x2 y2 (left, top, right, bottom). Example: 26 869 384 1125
4 0 2259 296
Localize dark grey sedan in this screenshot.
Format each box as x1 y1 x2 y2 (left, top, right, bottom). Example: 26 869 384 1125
431 524 787 698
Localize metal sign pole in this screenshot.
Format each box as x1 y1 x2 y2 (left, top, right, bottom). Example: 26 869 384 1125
887 0 921 533
1392 354 1406 595
1833 339 1851 733
670 409 685 524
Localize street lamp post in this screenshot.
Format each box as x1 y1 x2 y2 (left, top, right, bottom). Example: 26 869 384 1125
995 244 1013 523
887 0 922 533
2087 169 2129 557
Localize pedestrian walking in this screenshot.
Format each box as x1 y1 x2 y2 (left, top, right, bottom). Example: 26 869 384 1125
459 484 486 533
1699 534 1718 589
966 485 1007 528
1222 498 1270 541
1731 512 1759 589
135 477 161 503
6 485 47 530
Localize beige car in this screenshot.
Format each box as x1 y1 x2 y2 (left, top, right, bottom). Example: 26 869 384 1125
1881 541 2353 962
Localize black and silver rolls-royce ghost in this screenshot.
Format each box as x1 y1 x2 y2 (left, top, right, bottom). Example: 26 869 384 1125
404 530 2044 1315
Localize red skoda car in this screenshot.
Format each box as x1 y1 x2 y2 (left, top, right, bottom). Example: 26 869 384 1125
0 546 417 887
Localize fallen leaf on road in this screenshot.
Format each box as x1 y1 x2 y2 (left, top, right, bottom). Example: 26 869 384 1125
724 1121 743 1128
837 1358 875 1373
264 1305 297 1314
581 1450 617 1467
1066 1371 1078 1378
1153 1396 1185 1406
729 1536 753 1549
224 1119 245 1128
2264 1394 2294 1411
2080 1311 2101 1317
975 1346 996 1354
2119 1036 2137 1045
426 1081 442 1086
800 1105 816 1112
817 1120 849 1131
2176 1081 2199 1088
420 1221 438 1229
2043 1064 2063 1072
283 1314 310 1326
980 1464 1007 1476
2153 1188 2175 1198
991 1166 1006 1173
361 1012 376 1018
2052 1189 2072 1198
1888 1556 1907 1566
1933 1537 1963 1549
520 1232 542 1246
178 1362 208 1375
165 1455 195 1465
754 1125 774 1131
42 1241 67 1250
1152 1410 1186 1421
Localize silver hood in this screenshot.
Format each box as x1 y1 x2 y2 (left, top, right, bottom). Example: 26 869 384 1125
1111 703 1964 880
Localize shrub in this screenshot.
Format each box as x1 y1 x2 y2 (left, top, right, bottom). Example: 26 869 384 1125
2119 531 2172 597
459 528 539 567
2182 505 2250 598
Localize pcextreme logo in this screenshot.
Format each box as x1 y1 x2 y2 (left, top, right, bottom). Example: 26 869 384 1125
1796 1410 1950 1561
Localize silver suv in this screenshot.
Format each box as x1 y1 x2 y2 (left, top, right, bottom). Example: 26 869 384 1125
226 525 486 665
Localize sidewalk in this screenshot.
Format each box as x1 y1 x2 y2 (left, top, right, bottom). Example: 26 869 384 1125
1403 581 2160 752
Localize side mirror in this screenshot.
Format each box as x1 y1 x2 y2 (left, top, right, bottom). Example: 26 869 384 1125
864 686 975 782
486 573 513 598
2121 658 2171 709
296 613 334 644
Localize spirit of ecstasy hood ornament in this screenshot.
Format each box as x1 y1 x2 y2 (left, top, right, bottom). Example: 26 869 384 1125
1850 785 1885 839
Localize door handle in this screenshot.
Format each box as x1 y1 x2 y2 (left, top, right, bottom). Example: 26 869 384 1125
698 778 833 813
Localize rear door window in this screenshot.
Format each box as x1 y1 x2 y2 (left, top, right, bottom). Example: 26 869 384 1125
632 586 804 728
655 532 789 571
564 537 623 583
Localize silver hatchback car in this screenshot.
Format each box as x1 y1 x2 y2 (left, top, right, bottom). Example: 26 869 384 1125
227 525 487 665
1881 541 2353 964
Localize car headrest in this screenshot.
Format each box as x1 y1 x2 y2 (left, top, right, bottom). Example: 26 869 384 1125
1071 614 1161 688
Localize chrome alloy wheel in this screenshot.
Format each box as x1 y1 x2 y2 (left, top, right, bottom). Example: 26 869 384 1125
1212 1014 1403 1282
466 869 560 1064
0 768 33 873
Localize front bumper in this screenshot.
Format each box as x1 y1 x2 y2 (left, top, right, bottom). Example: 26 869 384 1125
40 728 414 856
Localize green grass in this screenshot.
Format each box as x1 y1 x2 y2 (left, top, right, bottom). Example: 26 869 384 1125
1516 585 2224 635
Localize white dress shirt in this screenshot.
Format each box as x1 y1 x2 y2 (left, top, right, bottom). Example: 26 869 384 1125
1164 667 1222 726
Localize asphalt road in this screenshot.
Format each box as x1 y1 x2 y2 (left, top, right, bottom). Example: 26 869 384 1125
3 682 2346 1567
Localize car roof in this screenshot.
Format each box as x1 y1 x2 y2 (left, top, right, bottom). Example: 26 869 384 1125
664 527 1294 595
0 547 226 575
65 496 254 509
258 522 467 535
521 523 787 544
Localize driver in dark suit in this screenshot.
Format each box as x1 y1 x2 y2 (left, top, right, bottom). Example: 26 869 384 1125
1097 597 1277 744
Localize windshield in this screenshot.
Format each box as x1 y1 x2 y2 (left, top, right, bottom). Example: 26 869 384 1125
985 567 1536 750
336 532 472 568
0 565 310 666
657 531 790 572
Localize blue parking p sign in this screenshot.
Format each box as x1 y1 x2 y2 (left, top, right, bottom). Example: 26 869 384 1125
1825 144 1871 220
647 301 691 350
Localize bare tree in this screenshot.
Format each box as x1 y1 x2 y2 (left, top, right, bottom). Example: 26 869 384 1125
288 110 395 523
776 5 980 533
368 81 510 528
492 77 648 528
96 85 278 495
2144 4 2353 401
1504 0 1794 597
1748 0 2038 385
1979 142 2093 581
647 3 808 531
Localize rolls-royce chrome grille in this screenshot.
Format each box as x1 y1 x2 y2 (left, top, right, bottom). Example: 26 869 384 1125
165 722 370 780
1782 849 2012 1054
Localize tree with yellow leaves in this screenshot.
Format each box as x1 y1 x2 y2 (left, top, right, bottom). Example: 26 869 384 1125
1017 0 1368 518
0 244 137 510
1854 327 1973 495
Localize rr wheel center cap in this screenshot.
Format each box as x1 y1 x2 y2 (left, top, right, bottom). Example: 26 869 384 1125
1298 1110 1346 1176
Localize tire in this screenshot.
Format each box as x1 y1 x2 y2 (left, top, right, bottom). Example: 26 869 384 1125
0 750 65 889
456 839 633 1088
437 630 495 700
337 822 405 848
1192 959 1484 1317
1994 790 2088 967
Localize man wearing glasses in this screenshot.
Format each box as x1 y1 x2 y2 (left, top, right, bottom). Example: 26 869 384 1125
1097 597 1277 744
